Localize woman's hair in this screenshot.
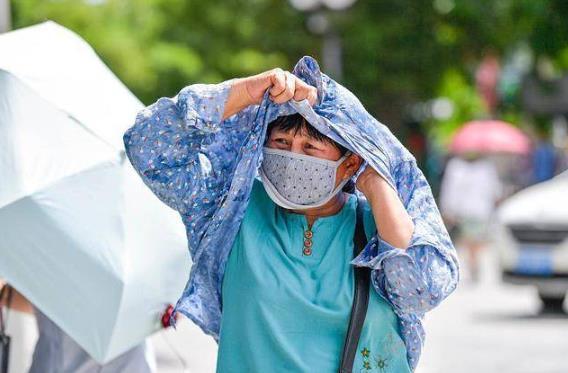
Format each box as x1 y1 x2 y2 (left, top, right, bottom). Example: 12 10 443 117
265 113 355 193
265 113 348 155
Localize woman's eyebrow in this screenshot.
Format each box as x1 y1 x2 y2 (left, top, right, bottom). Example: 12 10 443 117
305 135 327 144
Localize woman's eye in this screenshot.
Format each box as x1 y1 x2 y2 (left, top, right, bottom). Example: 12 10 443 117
275 139 288 145
305 144 317 150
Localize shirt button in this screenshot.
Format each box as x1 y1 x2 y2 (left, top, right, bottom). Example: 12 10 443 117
304 230 313 239
304 239 312 247
303 247 312 256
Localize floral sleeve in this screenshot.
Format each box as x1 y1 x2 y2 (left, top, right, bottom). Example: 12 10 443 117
351 159 460 315
123 80 257 256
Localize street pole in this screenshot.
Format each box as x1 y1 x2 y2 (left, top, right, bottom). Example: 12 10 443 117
0 0 11 33
289 0 356 82
322 29 342 81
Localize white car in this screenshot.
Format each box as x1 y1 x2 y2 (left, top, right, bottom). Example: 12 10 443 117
493 171 568 311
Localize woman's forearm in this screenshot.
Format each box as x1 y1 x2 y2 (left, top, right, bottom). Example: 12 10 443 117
222 78 255 120
360 175 415 249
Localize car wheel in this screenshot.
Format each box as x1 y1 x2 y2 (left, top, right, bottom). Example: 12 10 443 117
538 292 566 313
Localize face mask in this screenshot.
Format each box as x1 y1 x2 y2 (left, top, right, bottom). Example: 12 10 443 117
259 147 351 210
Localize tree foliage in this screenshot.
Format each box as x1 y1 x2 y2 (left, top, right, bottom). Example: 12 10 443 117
10 0 568 137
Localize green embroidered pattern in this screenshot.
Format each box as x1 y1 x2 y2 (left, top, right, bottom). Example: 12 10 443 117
360 347 372 371
373 354 389 372
359 347 390 372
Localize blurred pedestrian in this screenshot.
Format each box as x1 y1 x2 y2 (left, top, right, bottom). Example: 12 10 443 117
440 153 502 282
1 282 36 373
532 125 557 184
476 50 501 115
0 282 157 373
28 306 156 373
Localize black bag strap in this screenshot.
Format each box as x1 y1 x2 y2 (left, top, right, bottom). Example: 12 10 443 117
339 198 371 373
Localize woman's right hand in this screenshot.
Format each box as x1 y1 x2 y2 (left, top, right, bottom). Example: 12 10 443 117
223 68 318 120
244 68 318 106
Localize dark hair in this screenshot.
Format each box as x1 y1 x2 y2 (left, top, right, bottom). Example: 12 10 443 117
265 113 356 193
265 113 349 155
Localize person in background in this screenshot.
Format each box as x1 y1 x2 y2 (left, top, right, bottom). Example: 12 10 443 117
532 125 557 184
28 306 156 373
0 282 156 373
439 153 502 282
0 282 35 373
476 50 501 116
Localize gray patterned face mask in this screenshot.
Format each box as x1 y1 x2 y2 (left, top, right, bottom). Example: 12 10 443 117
259 147 350 210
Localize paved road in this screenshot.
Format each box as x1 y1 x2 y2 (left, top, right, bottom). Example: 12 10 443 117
416 250 568 373
154 249 568 373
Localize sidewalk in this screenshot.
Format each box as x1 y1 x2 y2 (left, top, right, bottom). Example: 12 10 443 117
152 318 217 373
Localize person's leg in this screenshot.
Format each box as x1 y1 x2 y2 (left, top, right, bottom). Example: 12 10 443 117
466 240 484 283
28 307 68 373
459 218 488 283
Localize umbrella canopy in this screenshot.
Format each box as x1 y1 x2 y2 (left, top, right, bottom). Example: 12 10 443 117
0 21 189 362
450 119 532 155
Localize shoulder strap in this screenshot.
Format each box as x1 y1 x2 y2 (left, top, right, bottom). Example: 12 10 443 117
339 198 371 373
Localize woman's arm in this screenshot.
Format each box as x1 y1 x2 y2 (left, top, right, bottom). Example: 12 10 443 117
124 69 317 213
356 166 415 249
123 69 317 255
123 79 245 215
352 160 459 315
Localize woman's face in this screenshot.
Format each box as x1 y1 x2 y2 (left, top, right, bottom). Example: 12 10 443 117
266 126 362 186
266 125 342 160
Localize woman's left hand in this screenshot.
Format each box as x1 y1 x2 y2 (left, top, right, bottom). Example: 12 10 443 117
355 165 415 249
355 165 389 198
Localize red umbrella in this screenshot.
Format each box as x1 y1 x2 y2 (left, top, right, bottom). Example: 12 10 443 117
450 120 531 155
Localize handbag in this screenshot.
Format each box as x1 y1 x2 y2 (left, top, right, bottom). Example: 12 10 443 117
339 198 371 373
0 285 12 373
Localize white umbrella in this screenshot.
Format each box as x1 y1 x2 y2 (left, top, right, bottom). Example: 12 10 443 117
0 21 189 363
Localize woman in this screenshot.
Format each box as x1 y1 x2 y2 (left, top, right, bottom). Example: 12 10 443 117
124 56 459 372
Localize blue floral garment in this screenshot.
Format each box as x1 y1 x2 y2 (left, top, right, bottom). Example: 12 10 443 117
123 56 460 371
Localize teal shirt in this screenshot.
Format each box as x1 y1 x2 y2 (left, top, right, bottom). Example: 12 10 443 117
217 180 412 373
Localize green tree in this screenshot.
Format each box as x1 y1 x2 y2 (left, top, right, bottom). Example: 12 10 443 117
10 0 568 140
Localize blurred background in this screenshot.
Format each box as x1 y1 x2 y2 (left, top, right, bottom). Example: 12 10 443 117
1 0 568 372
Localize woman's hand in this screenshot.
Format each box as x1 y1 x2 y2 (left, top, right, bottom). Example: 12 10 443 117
245 68 318 105
223 68 318 120
356 165 415 249
355 165 388 196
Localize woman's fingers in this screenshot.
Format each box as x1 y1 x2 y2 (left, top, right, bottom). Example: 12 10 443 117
268 69 287 99
294 79 318 106
292 79 308 101
270 71 296 104
267 69 318 106
307 88 318 106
